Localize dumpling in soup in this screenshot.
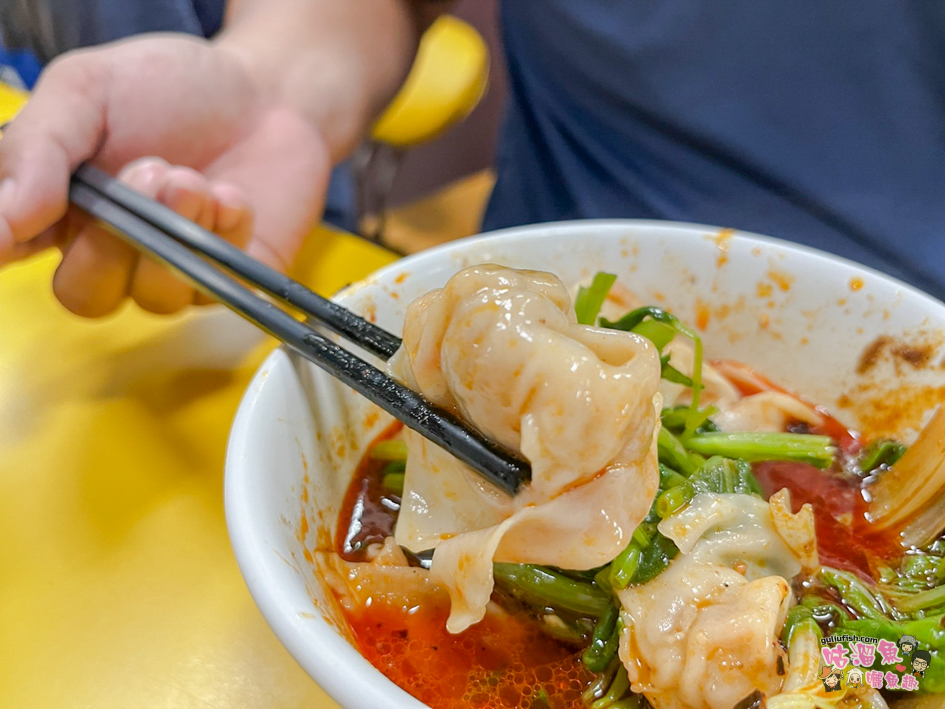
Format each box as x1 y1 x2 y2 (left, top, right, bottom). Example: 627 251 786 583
389 265 662 632
617 492 815 709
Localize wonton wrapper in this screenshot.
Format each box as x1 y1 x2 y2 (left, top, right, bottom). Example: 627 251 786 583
319 538 450 614
389 265 662 632
619 562 791 709
619 492 816 709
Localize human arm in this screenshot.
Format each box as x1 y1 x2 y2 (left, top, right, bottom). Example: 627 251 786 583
0 0 448 315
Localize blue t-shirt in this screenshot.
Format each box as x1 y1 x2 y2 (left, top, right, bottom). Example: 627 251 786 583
0 0 225 64
5 2 943 299
485 1 945 302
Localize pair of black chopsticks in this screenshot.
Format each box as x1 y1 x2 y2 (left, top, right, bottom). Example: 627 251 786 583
69 164 530 495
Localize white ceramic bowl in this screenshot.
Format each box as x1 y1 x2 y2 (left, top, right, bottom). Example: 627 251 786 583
225 220 945 708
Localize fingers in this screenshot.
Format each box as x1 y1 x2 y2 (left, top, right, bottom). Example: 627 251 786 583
210 182 253 250
128 164 212 313
193 182 254 306
0 51 109 256
53 217 139 318
54 158 254 317
205 105 330 274
51 158 163 317
143 167 252 310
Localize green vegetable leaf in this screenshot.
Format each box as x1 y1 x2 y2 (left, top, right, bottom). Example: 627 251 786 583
660 358 698 388
368 439 408 461
858 438 907 474
661 405 719 435
582 603 620 672
575 272 618 325
685 432 836 469
656 456 761 519
493 563 610 617
658 428 703 476
633 534 679 584
631 320 676 351
602 306 704 438
781 604 823 647
688 456 763 497
381 471 405 495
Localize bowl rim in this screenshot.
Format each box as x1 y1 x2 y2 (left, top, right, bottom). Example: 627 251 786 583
224 217 944 708
225 347 427 708
335 218 943 309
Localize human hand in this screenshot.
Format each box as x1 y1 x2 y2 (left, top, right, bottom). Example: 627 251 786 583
0 35 331 316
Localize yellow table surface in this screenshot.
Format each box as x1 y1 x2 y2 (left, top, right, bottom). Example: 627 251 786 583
0 232 397 709
0 83 398 709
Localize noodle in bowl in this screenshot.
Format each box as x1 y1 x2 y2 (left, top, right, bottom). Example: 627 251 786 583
225 220 945 708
